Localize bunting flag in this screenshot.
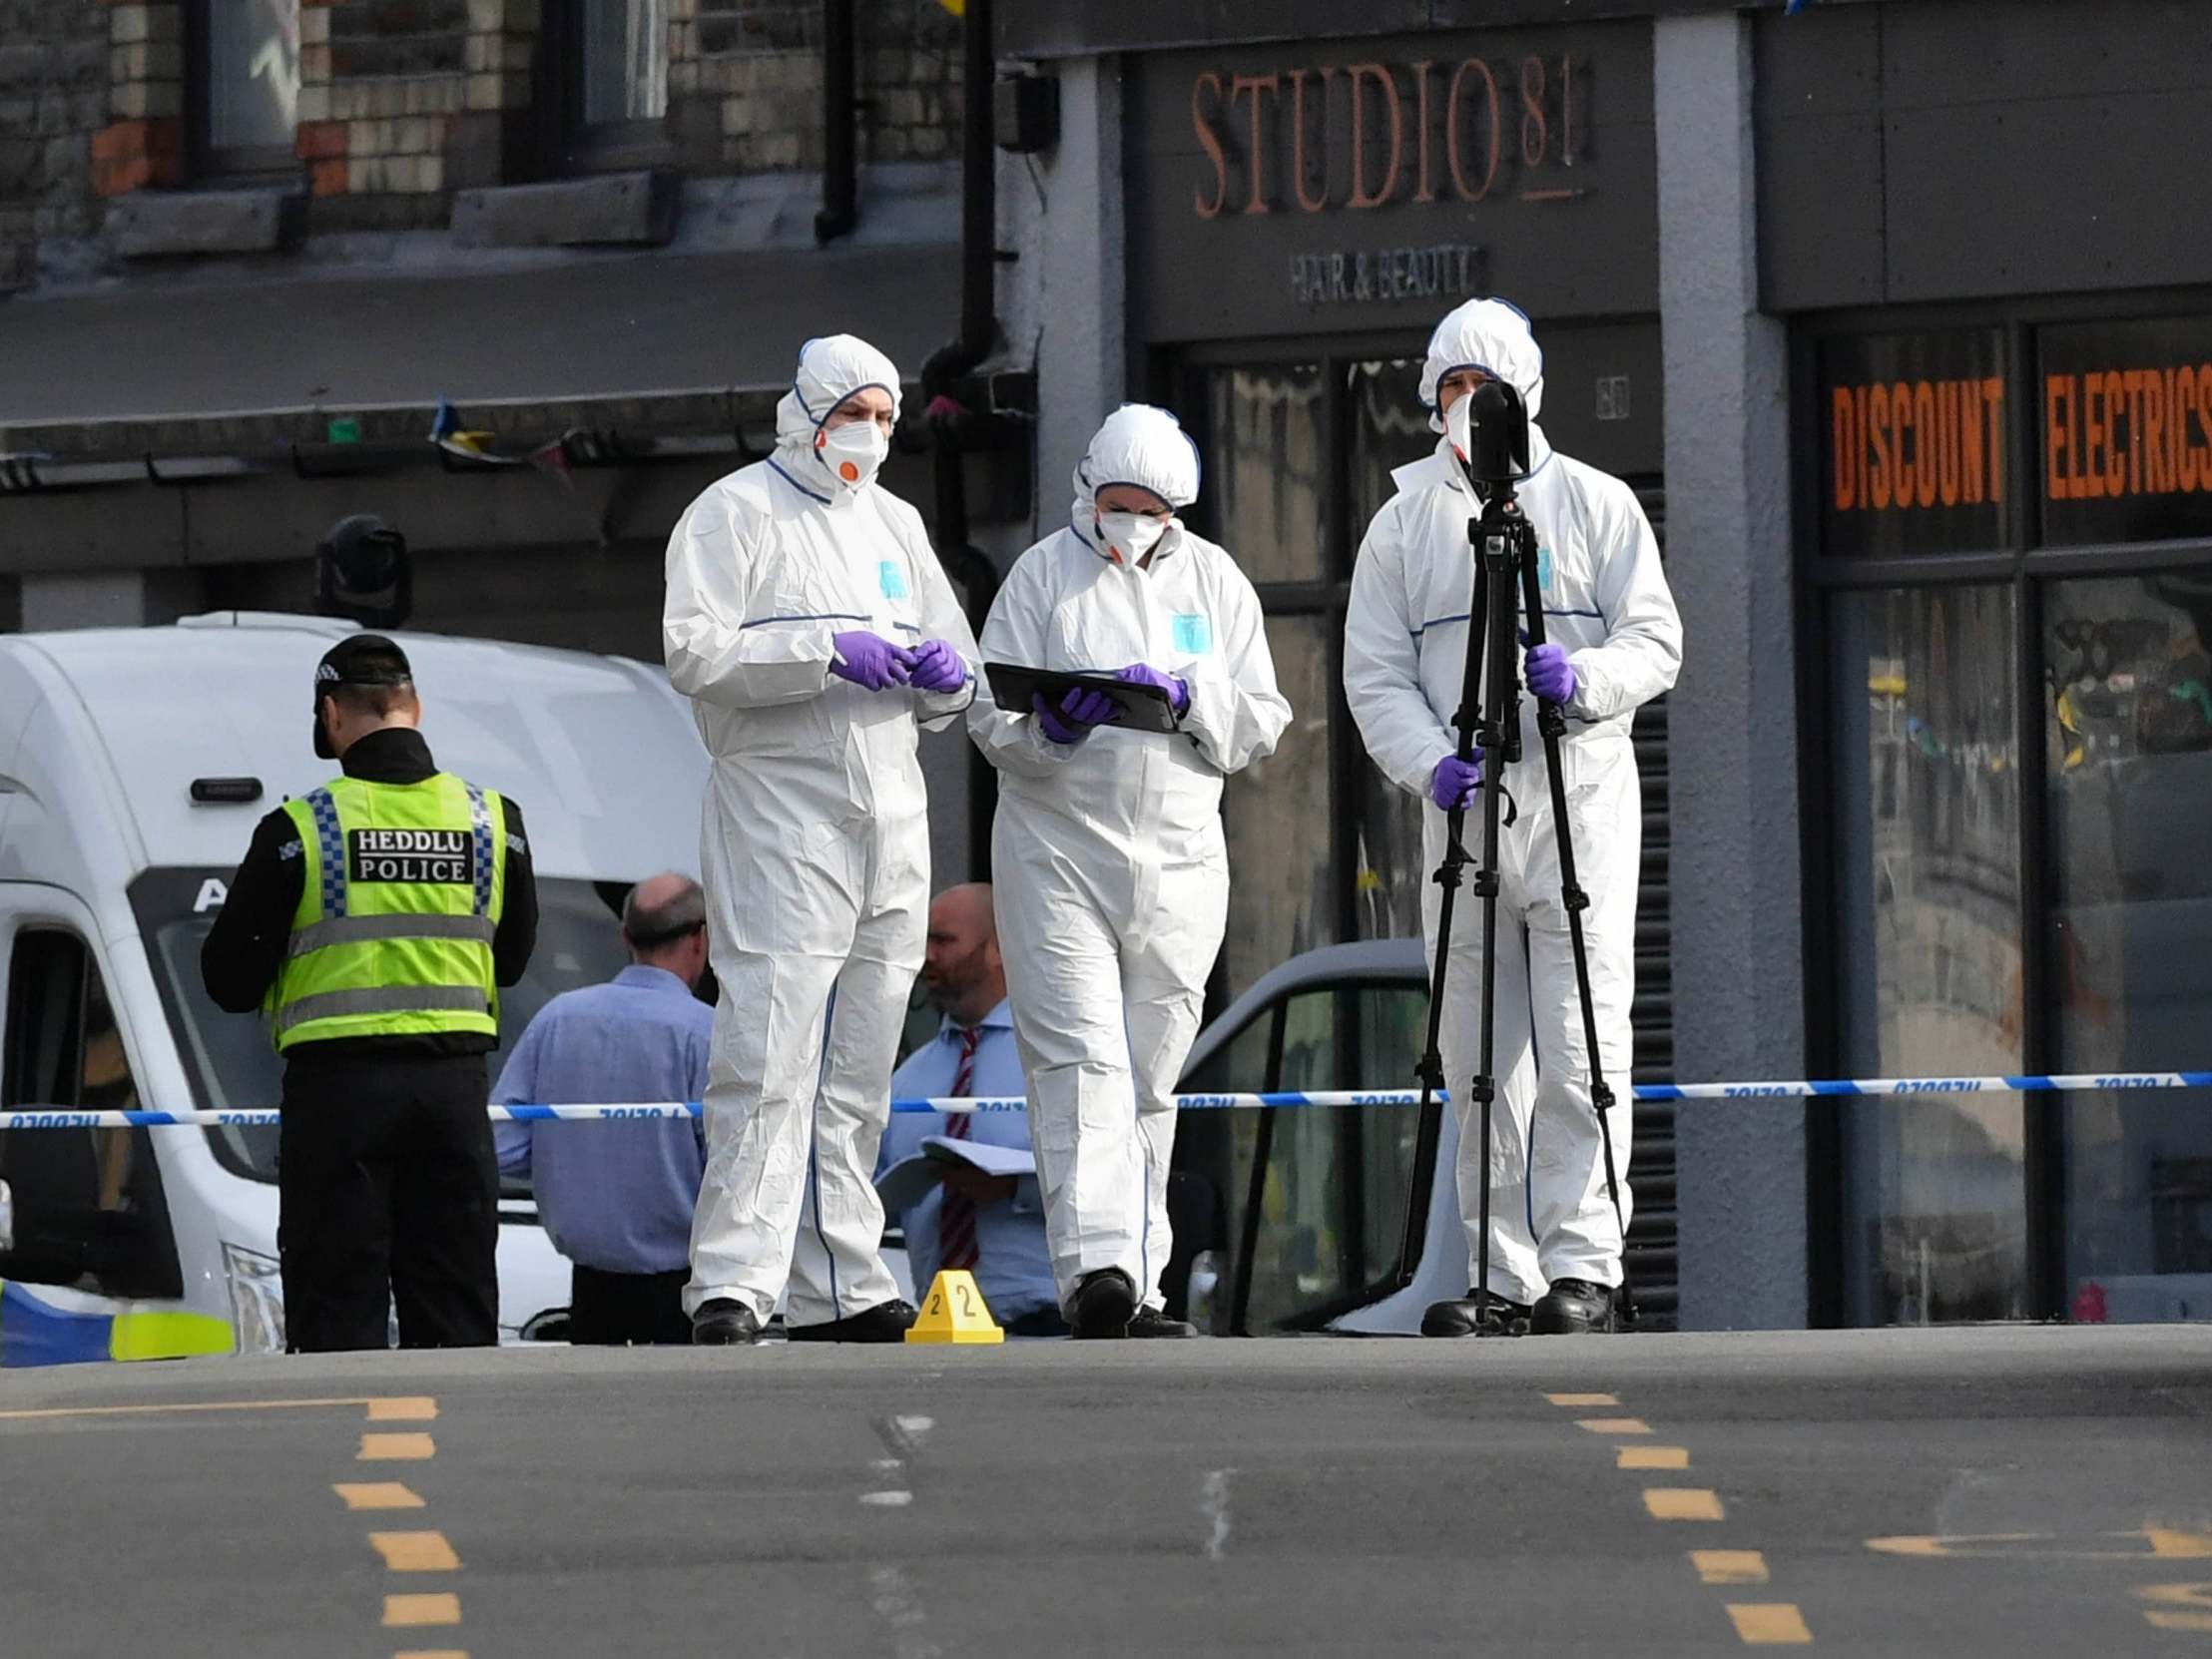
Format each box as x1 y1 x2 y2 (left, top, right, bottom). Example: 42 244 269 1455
527 433 578 490
429 394 526 465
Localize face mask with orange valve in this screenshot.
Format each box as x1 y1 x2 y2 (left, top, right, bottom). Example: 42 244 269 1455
817 418 890 488
1096 510 1168 565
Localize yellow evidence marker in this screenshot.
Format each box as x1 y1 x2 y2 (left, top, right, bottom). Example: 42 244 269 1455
906 1269 1004 1345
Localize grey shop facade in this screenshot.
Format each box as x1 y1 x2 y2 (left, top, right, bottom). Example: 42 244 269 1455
1004 0 2212 1329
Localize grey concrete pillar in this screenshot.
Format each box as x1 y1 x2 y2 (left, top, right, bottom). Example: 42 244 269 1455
1654 14 1807 1329
1002 54 1125 546
18 568 203 632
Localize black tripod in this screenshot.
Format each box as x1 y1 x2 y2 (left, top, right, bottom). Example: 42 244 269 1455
1398 379 1635 1335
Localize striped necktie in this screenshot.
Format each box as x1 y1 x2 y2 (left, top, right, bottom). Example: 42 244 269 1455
937 1024 982 1272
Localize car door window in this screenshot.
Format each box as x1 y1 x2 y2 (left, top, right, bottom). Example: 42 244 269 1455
0 929 182 1299
1355 985 1427 1277
1246 990 1344 1329
1229 980 1434 1332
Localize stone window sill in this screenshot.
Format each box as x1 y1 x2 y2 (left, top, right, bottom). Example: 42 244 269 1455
450 169 682 250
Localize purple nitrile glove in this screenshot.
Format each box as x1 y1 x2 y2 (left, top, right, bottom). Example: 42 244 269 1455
1032 688 1115 744
1429 751 1484 812
1115 662 1191 718
830 630 913 691
1525 643 1577 706
908 638 969 694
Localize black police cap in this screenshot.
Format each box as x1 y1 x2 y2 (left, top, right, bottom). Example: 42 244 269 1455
311 634 414 759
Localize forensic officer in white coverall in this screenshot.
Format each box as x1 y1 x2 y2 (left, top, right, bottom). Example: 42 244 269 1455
970 403 1291 1339
665 334 981 1346
1344 298 1681 1338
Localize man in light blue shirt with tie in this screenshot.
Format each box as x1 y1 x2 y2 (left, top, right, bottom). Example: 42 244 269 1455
877 883 1063 1336
495 873 713 1345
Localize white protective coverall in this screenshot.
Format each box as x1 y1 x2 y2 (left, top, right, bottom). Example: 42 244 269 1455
665 334 980 1326
1343 298 1681 1305
969 404 1292 1313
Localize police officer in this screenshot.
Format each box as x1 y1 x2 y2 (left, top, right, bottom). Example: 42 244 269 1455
202 635 537 1352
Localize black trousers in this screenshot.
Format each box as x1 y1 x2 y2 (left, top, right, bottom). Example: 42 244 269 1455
277 1052 499 1353
569 1264 693 1346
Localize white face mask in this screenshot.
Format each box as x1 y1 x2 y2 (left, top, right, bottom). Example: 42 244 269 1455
817 418 890 488
1097 510 1168 564
1444 393 1473 466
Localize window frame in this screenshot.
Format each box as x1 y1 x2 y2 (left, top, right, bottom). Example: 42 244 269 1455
534 0 676 178
1169 330 1430 972
183 0 304 185
0 920 182 1301
1797 283 2212 1326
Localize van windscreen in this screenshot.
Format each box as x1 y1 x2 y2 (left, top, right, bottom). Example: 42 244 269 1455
129 871 635 1186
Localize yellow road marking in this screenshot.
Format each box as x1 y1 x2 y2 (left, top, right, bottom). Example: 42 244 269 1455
367 1397 439 1422
334 1482 425 1511
1544 1392 1619 1406
383 1594 462 1628
359 1432 436 1461
1727 1604 1813 1644
2146 1611 2212 1632
1645 1488 1726 1521
0 1395 406 1423
369 1531 461 1572
1619 1445 1691 1470
1693 1550 1771 1585
2140 1584 2212 1609
1871 1528 2212 1561
2139 1582 2212 1630
392 1652 470 1658
1576 1417 1653 1435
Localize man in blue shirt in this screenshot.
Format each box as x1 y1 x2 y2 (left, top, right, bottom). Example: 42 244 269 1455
495 874 713 1345
876 884 1064 1336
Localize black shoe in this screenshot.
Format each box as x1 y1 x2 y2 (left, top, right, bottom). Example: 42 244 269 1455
1420 1292 1533 1339
1530 1279 1616 1335
1069 1269 1138 1340
1127 1306 1198 1339
787 1299 918 1344
692 1299 762 1347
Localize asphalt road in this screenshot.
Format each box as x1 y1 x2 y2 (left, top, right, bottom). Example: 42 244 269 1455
4 1328 2210 1658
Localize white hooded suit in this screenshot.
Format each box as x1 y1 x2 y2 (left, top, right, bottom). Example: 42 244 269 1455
665 334 980 1326
1343 299 1681 1305
969 405 1292 1313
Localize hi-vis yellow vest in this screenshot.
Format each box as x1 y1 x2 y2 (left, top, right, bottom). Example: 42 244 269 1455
266 773 507 1052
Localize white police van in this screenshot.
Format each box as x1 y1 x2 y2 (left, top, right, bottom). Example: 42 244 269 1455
0 613 707 1367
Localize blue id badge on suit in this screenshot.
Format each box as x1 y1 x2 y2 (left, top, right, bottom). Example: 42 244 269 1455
1172 613 1212 654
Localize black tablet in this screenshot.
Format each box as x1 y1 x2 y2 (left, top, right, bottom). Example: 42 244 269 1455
983 663 1182 736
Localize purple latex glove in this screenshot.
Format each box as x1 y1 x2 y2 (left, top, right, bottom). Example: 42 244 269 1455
1525 643 1577 706
1116 662 1191 717
1429 751 1484 812
830 630 913 691
908 638 969 694
1033 688 1116 744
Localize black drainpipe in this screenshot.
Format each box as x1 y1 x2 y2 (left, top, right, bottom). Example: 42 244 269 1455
920 0 1000 878
814 0 858 245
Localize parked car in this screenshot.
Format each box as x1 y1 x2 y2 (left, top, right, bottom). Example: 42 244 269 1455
1168 939 1677 1335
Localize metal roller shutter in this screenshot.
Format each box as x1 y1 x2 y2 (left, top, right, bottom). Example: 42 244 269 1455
1625 479 1676 1330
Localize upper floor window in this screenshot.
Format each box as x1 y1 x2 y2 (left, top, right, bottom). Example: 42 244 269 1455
191 0 302 177
541 0 670 172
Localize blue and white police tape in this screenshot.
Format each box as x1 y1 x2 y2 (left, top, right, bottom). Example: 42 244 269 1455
3 1071 2210 1130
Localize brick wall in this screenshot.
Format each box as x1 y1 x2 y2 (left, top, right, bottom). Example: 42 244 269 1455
0 2 112 288
0 0 967 284
291 0 538 230
671 0 961 173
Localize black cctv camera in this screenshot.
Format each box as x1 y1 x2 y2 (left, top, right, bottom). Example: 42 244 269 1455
314 513 413 630
1453 377 1532 490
